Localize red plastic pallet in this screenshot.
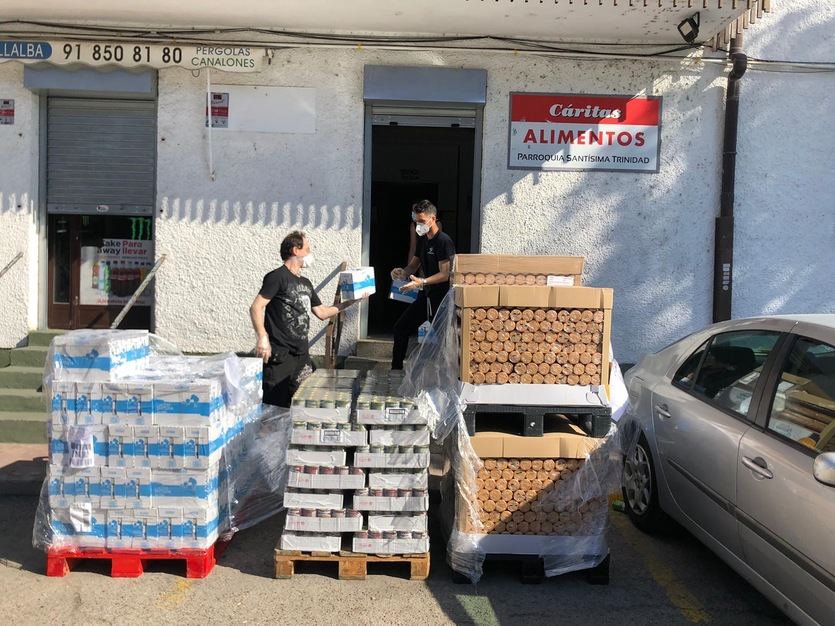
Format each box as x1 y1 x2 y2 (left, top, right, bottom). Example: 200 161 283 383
45 541 228 578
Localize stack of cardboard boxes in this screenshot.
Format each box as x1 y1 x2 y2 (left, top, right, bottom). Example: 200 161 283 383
450 255 613 555
280 370 430 555
44 331 263 551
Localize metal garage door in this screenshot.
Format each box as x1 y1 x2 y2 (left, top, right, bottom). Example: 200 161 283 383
47 98 157 215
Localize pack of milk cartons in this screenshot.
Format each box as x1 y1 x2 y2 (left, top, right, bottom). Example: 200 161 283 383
36 330 263 552
338 267 376 301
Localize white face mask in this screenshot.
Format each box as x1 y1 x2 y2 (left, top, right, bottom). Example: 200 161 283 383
415 223 430 237
301 253 315 268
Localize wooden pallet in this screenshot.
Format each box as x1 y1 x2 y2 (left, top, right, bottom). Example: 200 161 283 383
274 549 430 581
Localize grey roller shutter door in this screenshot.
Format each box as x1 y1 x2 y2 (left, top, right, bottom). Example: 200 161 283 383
47 98 157 215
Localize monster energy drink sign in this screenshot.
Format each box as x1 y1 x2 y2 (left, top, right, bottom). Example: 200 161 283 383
129 216 152 240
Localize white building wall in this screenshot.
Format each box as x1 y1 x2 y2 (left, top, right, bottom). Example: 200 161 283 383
154 48 727 362
734 0 835 319
0 61 39 349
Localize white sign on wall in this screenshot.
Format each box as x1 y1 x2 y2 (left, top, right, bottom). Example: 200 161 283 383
508 92 662 173
0 40 263 73
80 239 153 306
210 85 316 134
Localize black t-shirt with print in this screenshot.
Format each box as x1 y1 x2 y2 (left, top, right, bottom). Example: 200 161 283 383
416 230 455 297
259 265 322 356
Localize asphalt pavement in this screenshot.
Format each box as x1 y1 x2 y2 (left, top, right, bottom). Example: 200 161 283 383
0 494 789 626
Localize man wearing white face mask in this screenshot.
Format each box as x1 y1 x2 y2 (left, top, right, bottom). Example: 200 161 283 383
250 230 364 406
390 200 455 370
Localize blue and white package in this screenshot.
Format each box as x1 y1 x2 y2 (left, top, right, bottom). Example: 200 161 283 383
151 466 219 508
106 425 133 468
152 380 225 427
50 381 77 427
389 279 419 304
339 267 376 300
47 465 71 509
156 426 184 469
121 468 152 509
182 423 225 470
50 330 150 383
99 467 125 509
154 507 184 549
181 505 220 549
101 383 153 426
51 505 107 549
63 467 101 505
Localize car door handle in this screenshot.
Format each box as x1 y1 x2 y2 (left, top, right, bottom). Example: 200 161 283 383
742 456 773 479
655 404 672 419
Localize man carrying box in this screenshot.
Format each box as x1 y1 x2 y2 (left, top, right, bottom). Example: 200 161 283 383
390 200 455 370
250 231 365 407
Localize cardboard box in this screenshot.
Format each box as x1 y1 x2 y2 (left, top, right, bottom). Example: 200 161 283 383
182 422 225 469
98 467 125 509
101 383 153 426
156 426 185 469
285 448 347 467
154 507 184 549
121 468 153 509
51 505 107 549
389 279 419 304
498 285 551 308
452 254 584 286
284 513 363 533
352 537 429 555
368 513 428 533
51 330 149 383
181 505 219 549
454 285 500 308
289 406 351 424
50 381 77 427
468 431 603 459
368 471 429 490
280 533 341 552
283 491 344 509
132 426 158 468
151 466 219 508
339 267 376 300
458 381 610 407
106 424 134 468
353 495 429 512
47 465 72 509
152 380 225 427
368 427 430 447
287 470 366 491
63 467 101 504
291 427 369 447
74 383 103 425
353 452 430 469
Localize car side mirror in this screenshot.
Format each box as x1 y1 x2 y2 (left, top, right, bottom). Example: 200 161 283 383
813 452 835 487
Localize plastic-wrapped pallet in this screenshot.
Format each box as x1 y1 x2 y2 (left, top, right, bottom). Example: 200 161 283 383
33 329 272 554
401 291 629 583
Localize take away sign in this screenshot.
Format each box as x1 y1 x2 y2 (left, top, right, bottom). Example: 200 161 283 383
508 93 662 173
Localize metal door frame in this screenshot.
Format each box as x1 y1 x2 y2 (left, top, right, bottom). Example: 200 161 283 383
360 104 483 339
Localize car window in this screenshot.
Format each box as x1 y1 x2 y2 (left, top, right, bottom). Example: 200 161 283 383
673 339 710 389
692 330 781 418
767 337 835 455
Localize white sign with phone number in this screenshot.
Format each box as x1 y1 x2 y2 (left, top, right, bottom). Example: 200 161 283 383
0 39 263 72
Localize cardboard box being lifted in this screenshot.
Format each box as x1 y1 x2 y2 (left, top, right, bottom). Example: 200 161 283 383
468 430 603 459
452 254 584 286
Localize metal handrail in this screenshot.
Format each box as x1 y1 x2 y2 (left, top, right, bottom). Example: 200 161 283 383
0 251 23 282
110 254 168 329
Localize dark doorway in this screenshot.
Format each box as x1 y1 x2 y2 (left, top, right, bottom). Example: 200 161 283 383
47 214 152 330
368 124 475 336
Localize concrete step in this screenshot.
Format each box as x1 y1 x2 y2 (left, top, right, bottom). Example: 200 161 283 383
0 349 10 368
344 356 391 374
356 339 394 359
0 411 47 443
27 329 65 347
0 389 46 413
9 346 49 368
0 366 44 390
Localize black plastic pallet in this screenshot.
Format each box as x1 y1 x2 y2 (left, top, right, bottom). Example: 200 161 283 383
463 404 612 438
451 553 610 585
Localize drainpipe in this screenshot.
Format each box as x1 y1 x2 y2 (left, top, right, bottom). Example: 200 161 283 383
713 34 748 322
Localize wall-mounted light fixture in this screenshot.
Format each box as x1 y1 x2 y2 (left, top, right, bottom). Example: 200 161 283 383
677 12 701 44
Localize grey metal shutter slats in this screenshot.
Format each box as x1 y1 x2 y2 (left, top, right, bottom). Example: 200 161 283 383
47 98 157 215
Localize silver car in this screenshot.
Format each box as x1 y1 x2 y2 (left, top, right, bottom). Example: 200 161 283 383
620 315 835 625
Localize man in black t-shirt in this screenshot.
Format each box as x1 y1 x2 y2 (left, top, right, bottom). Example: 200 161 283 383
390 200 455 370
250 231 364 406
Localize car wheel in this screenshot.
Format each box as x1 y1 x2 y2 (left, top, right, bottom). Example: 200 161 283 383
622 433 668 533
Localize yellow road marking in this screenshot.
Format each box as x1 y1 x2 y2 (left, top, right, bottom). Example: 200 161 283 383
456 594 501 626
158 578 194 608
611 512 712 624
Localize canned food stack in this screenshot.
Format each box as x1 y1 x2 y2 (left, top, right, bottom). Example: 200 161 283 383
280 371 431 555
281 370 367 553
39 330 264 552
352 371 430 554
